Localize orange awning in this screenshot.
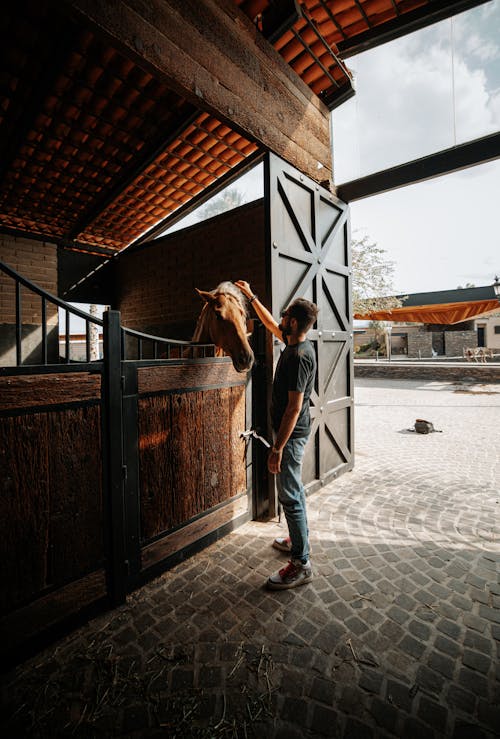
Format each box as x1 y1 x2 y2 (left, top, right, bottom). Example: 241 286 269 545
354 299 500 324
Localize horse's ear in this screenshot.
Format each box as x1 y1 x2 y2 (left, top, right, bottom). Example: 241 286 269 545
195 288 216 303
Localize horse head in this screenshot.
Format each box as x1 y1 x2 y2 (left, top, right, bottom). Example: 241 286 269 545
193 282 254 373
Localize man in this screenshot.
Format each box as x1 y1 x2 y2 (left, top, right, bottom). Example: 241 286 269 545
234 280 318 590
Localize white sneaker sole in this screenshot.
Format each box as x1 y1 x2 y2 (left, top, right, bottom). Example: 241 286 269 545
266 573 313 590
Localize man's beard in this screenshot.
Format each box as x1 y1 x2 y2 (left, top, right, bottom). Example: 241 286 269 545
279 322 291 343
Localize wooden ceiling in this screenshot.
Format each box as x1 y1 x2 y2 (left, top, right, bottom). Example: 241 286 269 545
0 0 489 256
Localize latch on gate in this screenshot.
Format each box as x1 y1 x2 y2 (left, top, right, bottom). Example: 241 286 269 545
240 429 271 448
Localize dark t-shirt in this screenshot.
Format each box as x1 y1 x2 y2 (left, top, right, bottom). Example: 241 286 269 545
271 339 316 438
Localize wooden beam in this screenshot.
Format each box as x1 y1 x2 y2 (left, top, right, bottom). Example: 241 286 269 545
62 0 332 183
336 131 500 202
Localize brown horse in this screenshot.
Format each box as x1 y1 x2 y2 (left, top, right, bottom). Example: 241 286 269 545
192 282 254 373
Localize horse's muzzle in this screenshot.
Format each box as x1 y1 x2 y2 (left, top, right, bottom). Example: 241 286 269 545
234 348 254 373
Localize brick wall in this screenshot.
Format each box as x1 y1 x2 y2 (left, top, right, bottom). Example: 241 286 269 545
407 332 433 358
444 330 477 357
0 234 59 365
355 362 500 382
117 201 266 339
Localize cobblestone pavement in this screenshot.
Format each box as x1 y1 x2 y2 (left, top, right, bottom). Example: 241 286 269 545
2 378 500 738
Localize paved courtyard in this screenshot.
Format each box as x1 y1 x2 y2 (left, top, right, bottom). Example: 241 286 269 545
2 377 500 738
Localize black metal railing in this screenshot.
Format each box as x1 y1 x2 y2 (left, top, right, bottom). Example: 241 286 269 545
0 260 214 366
121 325 214 361
1 260 104 366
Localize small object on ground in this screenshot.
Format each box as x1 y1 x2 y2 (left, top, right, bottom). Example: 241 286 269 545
413 418 442 434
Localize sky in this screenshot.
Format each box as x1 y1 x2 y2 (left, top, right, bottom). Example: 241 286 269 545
331 0 500 295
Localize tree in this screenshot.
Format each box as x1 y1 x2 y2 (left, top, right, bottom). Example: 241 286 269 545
351 231 403 316
198 186 244 220
89 304 100 360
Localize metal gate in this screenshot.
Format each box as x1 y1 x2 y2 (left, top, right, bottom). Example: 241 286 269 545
262 153 354 515
86 314 252 599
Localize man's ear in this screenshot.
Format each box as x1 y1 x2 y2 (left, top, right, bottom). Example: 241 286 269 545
195 288 216 303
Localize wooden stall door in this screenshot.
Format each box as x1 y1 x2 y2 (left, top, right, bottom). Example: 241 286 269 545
120 358 251 586
265 153 354 512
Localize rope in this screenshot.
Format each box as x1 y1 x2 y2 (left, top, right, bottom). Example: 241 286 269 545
240 429 271 448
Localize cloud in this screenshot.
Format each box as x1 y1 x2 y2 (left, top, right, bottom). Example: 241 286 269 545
461 31 500 63
453 58 498 139
488 86 500 121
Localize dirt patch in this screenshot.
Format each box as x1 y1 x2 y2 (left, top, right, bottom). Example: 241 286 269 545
453 383 500 395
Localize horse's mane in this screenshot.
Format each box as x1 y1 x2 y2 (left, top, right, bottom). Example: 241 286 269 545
210 281 249 315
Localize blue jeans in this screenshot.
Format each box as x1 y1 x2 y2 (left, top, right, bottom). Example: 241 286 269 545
276 436 309 563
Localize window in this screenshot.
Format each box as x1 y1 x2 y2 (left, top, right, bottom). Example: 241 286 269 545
331 3 500 182
157 162 263 237
494 326 500 335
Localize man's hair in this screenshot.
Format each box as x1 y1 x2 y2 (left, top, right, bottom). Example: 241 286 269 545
288 298 319 333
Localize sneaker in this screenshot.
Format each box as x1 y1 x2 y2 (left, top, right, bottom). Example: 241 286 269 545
267 559 313 590
272 536 312 554
272 536 292 552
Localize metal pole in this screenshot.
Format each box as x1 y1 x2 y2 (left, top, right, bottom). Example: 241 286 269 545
102 310 127 606
15 281 22 366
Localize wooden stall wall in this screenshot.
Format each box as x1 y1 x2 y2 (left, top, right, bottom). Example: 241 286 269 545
0 370 107 658
0 351 251 662
122 358 250 576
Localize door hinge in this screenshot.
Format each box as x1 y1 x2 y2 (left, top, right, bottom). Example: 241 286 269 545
122 465 128 482
121 375 126 391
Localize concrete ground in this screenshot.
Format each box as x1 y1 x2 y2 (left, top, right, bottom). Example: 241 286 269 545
1 377 500 738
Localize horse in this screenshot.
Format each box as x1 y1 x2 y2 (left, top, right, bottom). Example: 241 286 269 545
464 347 477 362
478 347 493 362
192 282 254 373
463 346 493 363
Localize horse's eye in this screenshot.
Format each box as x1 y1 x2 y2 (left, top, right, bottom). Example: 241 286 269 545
215 312 223 321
